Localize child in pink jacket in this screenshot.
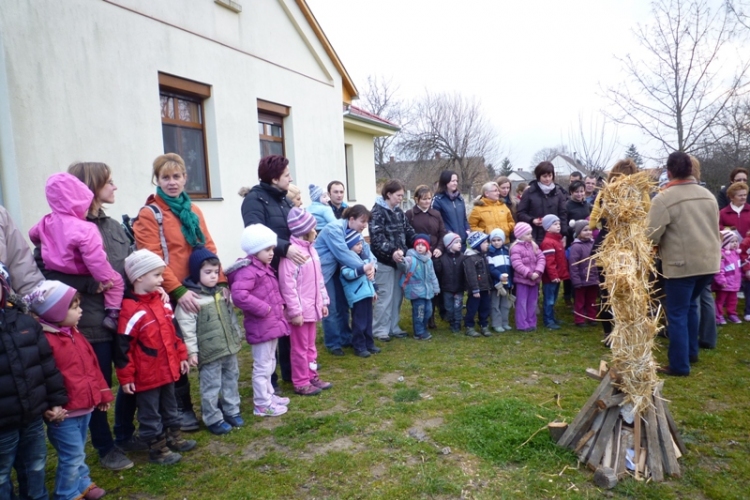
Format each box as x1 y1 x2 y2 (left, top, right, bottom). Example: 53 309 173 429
279 208 331 397
510 222 545 332
227 224 290 417
713 230 742 324
29 172 124 331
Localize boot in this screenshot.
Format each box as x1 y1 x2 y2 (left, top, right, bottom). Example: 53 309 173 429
427 313 437 329
167 427 197 453
174 383 199 432
148 434 181 465
102 309 119 332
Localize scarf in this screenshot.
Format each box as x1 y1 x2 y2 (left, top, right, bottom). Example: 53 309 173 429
157 187 206 247
538 182 555 195
446 190 460 201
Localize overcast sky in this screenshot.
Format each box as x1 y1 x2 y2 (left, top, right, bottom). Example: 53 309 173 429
306 0 693 170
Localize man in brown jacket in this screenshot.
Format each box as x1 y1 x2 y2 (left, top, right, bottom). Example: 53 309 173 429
0 205 44 295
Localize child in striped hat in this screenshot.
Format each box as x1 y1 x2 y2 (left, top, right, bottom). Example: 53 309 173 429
278 208 333 396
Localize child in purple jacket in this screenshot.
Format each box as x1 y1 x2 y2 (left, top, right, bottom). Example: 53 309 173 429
509 222 545 332
568 221 599 327
227 224 291 417
713 230 742 324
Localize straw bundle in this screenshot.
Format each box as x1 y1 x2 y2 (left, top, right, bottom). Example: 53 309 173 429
594 171 661 415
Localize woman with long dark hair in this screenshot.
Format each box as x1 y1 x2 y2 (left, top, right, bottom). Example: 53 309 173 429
431 170 470 245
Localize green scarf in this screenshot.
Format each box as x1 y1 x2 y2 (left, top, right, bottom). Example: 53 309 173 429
157 187 206 247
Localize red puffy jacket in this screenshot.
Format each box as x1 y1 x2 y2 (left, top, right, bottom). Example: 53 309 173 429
42 323 113 411
115 291 187 392
541 232 570 284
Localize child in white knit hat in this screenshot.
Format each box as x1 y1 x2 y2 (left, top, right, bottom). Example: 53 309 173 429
227 224 291 417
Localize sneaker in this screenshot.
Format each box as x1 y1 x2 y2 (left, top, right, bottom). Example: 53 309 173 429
311 377 333 390
481 326 492 337
223 414 245 427
375 336 391 343
83 484 107 500
99 447 133 471
575 323 587 328
355 349 371 358
207 421 232 435
493 326 505 333
728 315 742 324
717 317 727 325
416 333 432 340
178 408 200 432
367 346 382 354
503 324 512 331
465 327 480 338
450 327 461 334
116 435 148 452
294 384 322 396
546 323 561 330
271 395 290 406
328 348 345 356
744 315 750 322
254 403 289 416
389 332 407 339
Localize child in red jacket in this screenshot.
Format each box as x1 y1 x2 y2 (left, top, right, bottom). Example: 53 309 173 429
28 280 112 500
116 250 194 465
541 215 570 330
740 230 750 321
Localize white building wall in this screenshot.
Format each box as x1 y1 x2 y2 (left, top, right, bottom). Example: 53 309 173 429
343 127 378 212
0 0 347 264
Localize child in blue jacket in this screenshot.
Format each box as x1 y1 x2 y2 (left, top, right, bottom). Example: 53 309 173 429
340 229 380 358
487 229 514 332
398 234 440 341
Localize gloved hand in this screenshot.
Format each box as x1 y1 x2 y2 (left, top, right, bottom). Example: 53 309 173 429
507 293 517 307
495 282 507 297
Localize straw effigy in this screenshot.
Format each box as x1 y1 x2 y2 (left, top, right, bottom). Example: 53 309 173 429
595 171 660 415
552 171 686 485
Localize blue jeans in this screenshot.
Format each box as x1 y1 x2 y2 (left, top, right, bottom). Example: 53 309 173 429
697 283 717 349
542 282 560 326
322 271 352 350
411 298 432 338
664 274 713 375
0 417 48 500
465 291 491 328
443 292 464 331
47 413 93 500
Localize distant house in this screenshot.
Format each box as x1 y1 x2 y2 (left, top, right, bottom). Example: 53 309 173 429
549 154 588 177
507 169 535 183
376 154 490 199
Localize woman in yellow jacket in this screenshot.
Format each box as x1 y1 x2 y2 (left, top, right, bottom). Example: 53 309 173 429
469 181 515 239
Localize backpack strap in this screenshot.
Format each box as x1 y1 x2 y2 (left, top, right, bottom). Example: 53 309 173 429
399 257 418 289
145 204 169 265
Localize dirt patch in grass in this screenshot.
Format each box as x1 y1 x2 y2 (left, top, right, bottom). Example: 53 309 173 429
413 417 444 430
299 437 363 459
515 371 541 385
241 436 289 461
371 463 387 478
252 417 285 430
313 403 346 417
703 400 731 413
204 440 239 457
380 372 403 385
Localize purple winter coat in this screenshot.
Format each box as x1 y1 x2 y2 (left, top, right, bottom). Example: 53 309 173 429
712 249 741 293
226 255 289 345
568 239 599 288
509 240 545 286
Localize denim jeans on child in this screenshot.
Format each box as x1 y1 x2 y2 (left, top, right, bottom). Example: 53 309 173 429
542 282 560 326
322 271 353 351
351 298 375 352
46 413 93 500
0 416 48 500
443 292 463 331
411 298 432 338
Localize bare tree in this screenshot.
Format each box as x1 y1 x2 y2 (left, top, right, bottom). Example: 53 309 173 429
401 91 501 196
605 0 750 154
727 0 750 30
567 113 619 174
360 75 408 178
530 145 569 167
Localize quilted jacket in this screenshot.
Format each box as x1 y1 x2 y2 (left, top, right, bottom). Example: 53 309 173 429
278 237 329 322
370 197 416 269
510 240 545 286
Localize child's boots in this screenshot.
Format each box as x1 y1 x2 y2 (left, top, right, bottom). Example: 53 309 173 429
167 427 197 452
148 434 182 465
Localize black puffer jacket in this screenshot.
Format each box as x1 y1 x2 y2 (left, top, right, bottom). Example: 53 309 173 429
565 199 591 246
463 250 492 294
370 198 416 268
516 181 568 245
0 305 68 431
434 250 465 293
241 183 293 269
34 210 130 344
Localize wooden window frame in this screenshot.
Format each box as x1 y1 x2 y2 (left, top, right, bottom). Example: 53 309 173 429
159 73 212 198
258 99 289 159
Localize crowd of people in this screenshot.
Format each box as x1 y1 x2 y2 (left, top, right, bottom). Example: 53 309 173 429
0 150 741 499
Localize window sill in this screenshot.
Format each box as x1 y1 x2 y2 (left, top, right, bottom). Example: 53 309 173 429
193 197 225 202
215 0 242 13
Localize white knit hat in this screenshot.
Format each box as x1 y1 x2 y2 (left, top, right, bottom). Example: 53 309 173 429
241 224 278 256
125 249 166 282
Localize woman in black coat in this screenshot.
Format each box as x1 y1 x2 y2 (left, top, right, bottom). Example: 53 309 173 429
516 161 568 245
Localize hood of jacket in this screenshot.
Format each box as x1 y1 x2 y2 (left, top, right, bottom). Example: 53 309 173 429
375 195 394 211
473 196 506 208
406 248 431 262
464 248 479 256
45 172 93 220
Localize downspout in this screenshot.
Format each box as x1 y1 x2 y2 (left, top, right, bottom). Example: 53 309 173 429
0 34 22 223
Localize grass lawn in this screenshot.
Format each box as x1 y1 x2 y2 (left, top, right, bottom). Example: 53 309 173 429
50 301 750 499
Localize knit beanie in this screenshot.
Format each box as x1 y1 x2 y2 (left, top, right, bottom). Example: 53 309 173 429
443 232 461 250
26 280 77 323
188 245 219 283
287 207 316 237
489 228 505 243
309 184 324 203
413 233 430 251
514 222 532 239
241 224 278 256
573 220 589 239
125 249 167 282
721 229 737 249
542 214 560 231
466 231 489 250
345 228 363 249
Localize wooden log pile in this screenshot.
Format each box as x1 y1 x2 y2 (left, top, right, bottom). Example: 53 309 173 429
550 362 686 485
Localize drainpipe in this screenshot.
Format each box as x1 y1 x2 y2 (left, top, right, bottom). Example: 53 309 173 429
0 34 22 223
